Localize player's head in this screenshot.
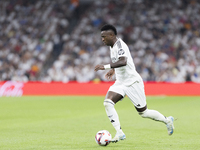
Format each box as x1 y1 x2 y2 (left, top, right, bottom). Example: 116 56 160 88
101 24 117 35
100 24 117 46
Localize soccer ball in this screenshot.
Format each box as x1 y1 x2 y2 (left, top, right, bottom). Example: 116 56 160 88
95 130 112 146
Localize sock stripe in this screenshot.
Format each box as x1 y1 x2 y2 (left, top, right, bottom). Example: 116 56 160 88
104 100 115 106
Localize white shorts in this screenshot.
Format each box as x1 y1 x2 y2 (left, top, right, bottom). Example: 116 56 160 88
108 81 146 108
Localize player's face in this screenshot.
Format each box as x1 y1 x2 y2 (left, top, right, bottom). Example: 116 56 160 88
101 30 114 46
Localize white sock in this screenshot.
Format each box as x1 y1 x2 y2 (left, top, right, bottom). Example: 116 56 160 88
139 109 168 124
104 99 121 132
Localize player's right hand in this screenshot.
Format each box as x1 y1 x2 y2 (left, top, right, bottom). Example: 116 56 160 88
94 64 105 71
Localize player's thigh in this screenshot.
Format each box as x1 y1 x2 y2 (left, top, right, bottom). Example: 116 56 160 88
106 82 125 104
125 81 146 108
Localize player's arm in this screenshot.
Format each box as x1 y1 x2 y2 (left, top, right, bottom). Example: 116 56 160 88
110 56 127 68
94 57 127 71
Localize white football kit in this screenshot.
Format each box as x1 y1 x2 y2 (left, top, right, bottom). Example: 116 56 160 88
108 38 146 108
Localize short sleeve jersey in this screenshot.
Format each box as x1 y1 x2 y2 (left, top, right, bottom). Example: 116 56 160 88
110 38 142 86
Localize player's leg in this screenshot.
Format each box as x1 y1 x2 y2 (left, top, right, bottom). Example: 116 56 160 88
104 91 123 131
136 105 168 124
125 81 174 135
137 106 174 135
104 91 123 132
104 83 126 142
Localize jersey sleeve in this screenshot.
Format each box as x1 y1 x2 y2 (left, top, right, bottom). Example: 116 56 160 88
116 40 127 58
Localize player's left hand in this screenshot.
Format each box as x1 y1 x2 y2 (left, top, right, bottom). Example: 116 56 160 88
94 65 105 71
105 69 115 80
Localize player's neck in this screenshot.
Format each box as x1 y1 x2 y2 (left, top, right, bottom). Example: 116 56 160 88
111 37 118 48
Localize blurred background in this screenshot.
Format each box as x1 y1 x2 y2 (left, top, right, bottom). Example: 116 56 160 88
0 0 200 83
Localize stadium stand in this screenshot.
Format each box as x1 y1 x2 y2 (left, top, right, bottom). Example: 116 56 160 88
0 0 200 83
0 0 79 81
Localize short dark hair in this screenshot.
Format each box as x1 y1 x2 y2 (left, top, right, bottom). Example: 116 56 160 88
101 24 117 35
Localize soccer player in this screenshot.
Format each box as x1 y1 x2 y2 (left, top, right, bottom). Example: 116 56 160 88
94 24 174 143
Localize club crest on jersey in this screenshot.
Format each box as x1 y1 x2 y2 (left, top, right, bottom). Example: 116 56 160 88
118 49 125 55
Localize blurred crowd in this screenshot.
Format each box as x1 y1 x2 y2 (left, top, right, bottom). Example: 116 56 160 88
1 0 200 83
0 0 76 81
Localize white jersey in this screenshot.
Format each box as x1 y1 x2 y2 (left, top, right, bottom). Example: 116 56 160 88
110 38 142 86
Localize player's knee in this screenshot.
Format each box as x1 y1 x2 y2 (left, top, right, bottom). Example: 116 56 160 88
103 99 115 108
138 109 148 118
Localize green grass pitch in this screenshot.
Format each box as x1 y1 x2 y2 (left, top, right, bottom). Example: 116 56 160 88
0 96 200 150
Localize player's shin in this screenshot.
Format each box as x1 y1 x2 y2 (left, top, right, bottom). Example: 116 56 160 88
103 99 121 132
139 109 168 124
